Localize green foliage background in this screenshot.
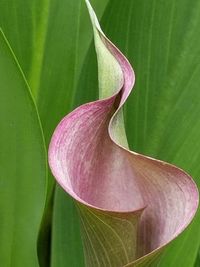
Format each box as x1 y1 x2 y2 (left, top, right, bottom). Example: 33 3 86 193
0 0 200 266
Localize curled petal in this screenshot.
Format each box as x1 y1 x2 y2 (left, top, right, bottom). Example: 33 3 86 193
49 1 199 266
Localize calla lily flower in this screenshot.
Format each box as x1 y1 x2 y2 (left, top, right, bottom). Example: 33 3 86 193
48 1 199 266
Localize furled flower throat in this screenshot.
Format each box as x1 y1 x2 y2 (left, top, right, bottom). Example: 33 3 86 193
48 1 199 266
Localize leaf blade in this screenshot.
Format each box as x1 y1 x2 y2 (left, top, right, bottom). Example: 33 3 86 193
0 30 47 267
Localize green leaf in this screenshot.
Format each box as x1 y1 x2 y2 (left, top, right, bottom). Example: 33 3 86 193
51 187 85 267
0 30 47 266
0 0 109 142
77 0 200 265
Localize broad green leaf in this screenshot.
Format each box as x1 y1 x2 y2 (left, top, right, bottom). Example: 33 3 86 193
195 249 200 267
0 0 109 141
0 30 47 266
76 0 200 265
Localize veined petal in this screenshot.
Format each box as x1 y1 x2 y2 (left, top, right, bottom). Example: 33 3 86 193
49 1 199 266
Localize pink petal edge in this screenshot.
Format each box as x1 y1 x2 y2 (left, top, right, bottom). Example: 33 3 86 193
48 8 199 266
